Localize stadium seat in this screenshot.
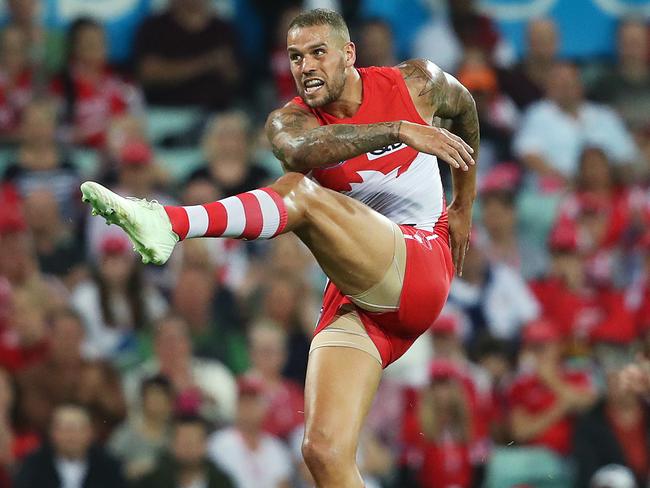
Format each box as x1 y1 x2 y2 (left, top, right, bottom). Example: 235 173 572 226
146 107 205 146
484 447 575 488
153 148 203 182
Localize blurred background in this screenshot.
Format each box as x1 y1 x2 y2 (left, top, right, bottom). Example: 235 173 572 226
0 0 649 487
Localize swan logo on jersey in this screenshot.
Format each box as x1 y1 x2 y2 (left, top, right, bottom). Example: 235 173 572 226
367 143 408 160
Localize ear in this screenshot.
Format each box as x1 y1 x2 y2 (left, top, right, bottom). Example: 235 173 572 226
344 41 356 68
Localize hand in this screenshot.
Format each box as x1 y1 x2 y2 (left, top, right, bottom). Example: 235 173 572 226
399 121 475 171
620 354 650 395
448 201 473 276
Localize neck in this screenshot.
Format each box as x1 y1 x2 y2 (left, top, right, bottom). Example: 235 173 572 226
239 427 261 449
141 415 167 433
321 68 363 119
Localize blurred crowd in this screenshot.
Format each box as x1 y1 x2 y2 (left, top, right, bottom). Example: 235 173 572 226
0 0 649 487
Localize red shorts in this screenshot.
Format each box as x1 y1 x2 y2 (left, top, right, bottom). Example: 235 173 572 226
314 224 454 368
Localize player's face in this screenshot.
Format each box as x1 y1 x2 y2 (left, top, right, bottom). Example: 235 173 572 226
287 25 353 108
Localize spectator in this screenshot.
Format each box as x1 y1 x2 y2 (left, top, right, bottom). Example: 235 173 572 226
530 225 637 344
23 189 85 286
254 271 315 385
473 336 512 444
513 62 638 189
4 0 66 79
243 321 304 439
356 19 396 68
135 415 234 488
52 18 140 148
477 165 547 280
0 285 49 374
401 360 474 488
413 0 513 73
134 0 240 109
13 403 126 488
109 375 173 481
446 237 540 343
123 315 237 426
16 309 126 440
189 111 270 197
3 98 80 222
269 6 303 104
0 206 68 315
171 266 247 374
0 25 34 141
508 320 597 457
557 147 630 245
457 52 519 171
498 18 559 109
207 377 293 488
71 234 167 363
590 19 650 132
573 346 650 488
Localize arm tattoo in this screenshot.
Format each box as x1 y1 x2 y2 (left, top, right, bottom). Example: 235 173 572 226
399 59 480 156
266 108 402 173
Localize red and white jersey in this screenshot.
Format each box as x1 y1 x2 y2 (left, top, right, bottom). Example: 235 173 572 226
291 66 447 234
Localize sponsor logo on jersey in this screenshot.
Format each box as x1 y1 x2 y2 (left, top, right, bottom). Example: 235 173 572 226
367 143 408 160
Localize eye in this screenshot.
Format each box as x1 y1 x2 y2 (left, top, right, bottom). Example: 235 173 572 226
314 48 326 56
289 53 302 63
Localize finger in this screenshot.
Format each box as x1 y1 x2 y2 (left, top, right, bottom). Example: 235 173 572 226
442 129 474 155
456 239 467 277
440 149 461 169
446 146 468 171
451 237 461 274
452 140 475 167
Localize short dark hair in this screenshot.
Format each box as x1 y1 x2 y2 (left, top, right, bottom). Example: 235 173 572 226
288 8 350 42
172 414 211 435
139 374 173 399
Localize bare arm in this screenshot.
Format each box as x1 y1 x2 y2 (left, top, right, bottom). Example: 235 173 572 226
398 59 480 274
510 402 570 443
265 105 402 173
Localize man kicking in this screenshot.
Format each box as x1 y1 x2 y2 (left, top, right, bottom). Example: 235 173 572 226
81 9 479 488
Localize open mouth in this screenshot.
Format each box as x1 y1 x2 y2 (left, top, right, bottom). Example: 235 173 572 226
303 78 325 95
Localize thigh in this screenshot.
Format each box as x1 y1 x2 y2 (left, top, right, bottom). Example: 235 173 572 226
304 322 383 452
292 179 400 297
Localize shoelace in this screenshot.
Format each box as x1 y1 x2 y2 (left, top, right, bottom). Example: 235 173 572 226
126 197 160 210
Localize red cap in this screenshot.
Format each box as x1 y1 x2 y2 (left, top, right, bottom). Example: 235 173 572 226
522 319 561 345
237 376 265 397
548 223 579 253
429 359 462 382
120 141 153 166
479 163 521 195
431 314 460 336
100 234 131 256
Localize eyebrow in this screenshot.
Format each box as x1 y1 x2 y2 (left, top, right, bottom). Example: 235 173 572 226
287 42 328 53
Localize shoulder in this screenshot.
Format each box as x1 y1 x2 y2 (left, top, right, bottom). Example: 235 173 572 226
265 101 320 142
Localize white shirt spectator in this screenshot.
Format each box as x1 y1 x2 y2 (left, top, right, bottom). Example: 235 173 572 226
71 280 168 360
55 458 87 488
448 264 540 340
123 357 237 425
513 100 638 178
208 427 292 488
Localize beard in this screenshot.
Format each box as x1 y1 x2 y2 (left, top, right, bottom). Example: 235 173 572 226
301 60 347 108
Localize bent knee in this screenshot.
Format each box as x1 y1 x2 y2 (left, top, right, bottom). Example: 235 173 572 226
302 430 356 471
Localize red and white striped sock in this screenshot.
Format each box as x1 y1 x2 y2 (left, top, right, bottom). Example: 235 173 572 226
164 188 288 241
